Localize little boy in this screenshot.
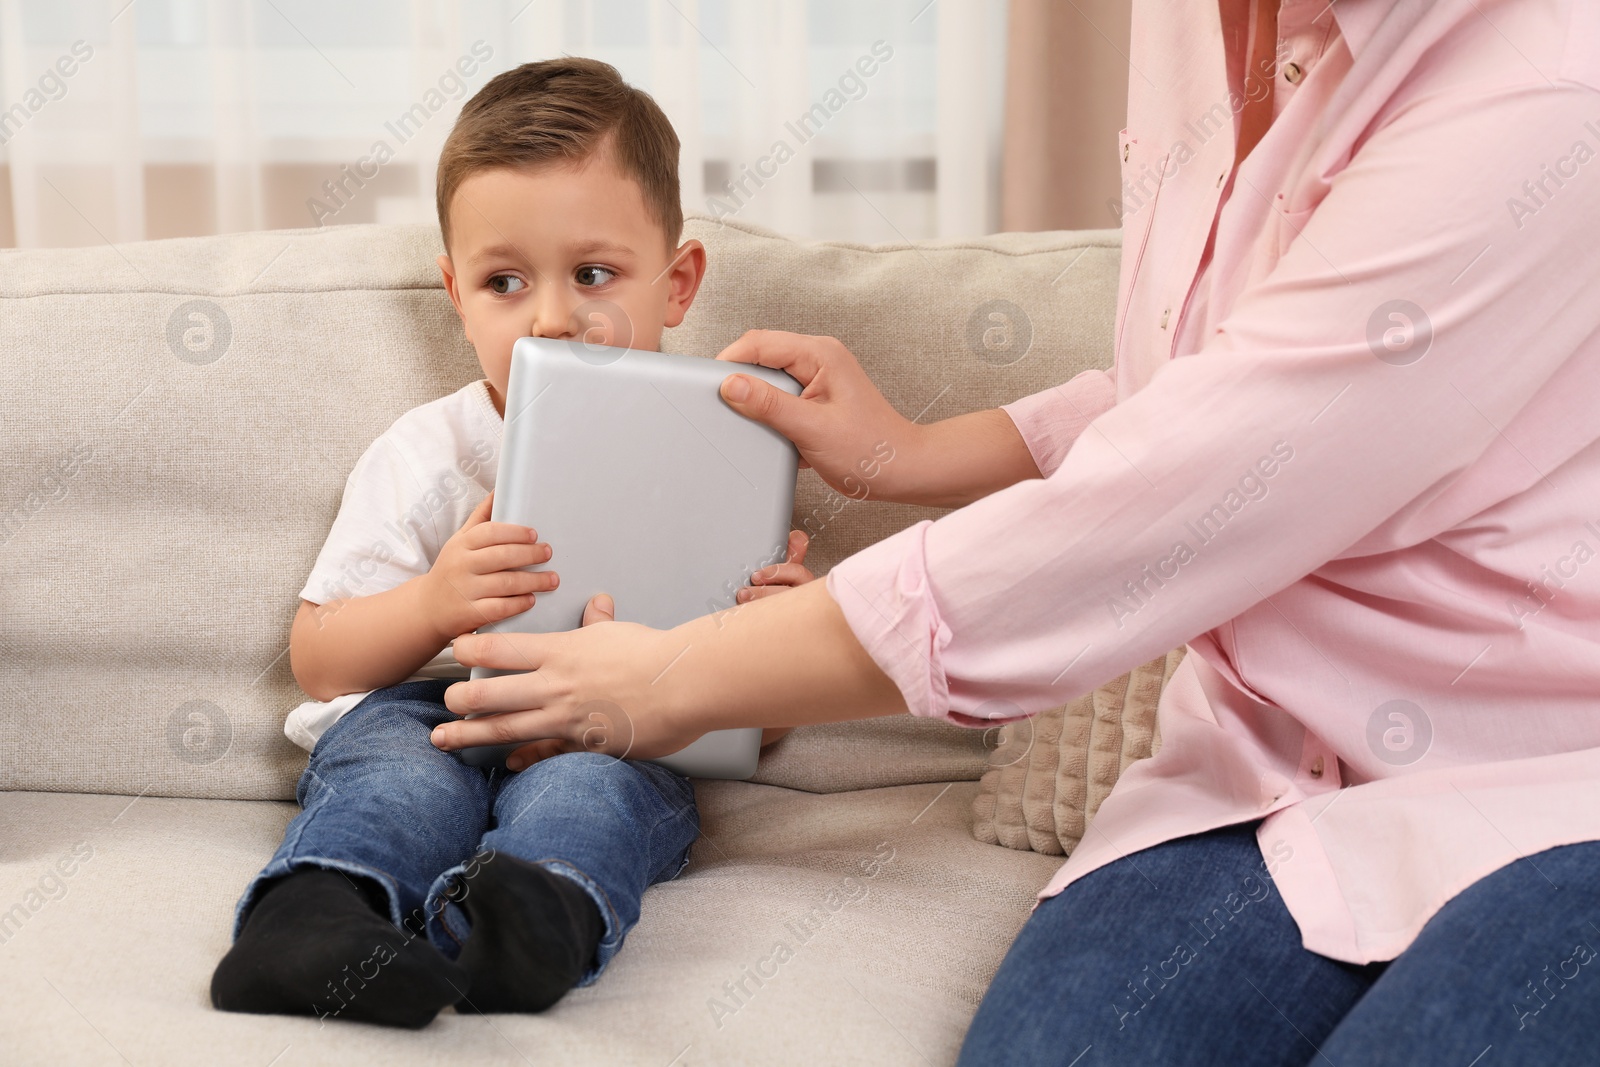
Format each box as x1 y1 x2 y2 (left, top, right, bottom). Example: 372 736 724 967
211 57 812 1028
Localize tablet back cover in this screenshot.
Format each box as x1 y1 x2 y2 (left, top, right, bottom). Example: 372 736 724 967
479 335 802 649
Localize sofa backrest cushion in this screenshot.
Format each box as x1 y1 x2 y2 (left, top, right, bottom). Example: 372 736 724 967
0 217 1118 800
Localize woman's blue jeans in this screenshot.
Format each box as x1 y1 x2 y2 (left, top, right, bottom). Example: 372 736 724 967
231 680 699 987
959 819 1600 1066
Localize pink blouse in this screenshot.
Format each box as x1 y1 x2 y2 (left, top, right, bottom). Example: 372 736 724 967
825 0 1600 964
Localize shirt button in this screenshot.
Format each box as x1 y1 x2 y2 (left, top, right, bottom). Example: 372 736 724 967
1124 143 1130 162
1159 307 1171 329
1217 171 1226 187
1309 756 1325 778
1284 62 1304 84
1259 771 1291 807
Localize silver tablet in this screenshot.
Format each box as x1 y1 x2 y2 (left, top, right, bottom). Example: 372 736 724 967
457 335 802 779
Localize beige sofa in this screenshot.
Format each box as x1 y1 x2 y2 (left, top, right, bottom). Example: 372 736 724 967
0 217 1121 1065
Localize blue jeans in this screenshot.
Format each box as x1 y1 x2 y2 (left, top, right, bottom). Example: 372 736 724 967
960 820 1600 1066
232 680 699 987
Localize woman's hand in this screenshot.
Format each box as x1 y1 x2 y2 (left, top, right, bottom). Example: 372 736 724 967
716 330 919 502
716 329 1043 508
434 592 705 770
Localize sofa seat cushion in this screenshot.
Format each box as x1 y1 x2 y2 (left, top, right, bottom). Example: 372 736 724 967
0 781 1059 1065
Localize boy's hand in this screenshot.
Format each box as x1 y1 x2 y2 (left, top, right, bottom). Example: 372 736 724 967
736 530 813 603
420 491 556 642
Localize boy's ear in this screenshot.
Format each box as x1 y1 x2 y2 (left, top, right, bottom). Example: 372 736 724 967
661 239 707 330
437 253 472 343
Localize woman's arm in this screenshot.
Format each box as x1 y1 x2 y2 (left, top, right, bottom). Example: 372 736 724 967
431 579 905 766
895 408 1043 508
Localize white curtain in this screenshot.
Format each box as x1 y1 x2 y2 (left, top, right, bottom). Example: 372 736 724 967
0 0 1006 249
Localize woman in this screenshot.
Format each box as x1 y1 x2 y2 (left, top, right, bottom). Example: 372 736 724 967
432 0 1600 1062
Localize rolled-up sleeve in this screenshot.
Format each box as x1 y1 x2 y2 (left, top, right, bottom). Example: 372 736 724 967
826 81 1600 724
1000 367 1118 478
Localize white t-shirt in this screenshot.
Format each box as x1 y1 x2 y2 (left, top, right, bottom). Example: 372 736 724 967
284 379 504 751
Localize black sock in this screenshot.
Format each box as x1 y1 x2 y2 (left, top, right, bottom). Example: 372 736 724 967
211 868 467 1029
453 854 605 1014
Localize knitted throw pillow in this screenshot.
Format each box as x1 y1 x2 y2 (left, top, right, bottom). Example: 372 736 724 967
971 647 1187 856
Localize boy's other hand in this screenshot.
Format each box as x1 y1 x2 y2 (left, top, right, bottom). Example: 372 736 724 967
736 530 813 603
420 490 556 643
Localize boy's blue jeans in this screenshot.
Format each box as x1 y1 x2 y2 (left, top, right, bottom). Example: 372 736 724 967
231 679 700 987
959 819 1600 1066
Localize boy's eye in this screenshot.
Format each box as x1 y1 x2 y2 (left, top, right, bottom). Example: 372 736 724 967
575 265 616 287
488 274 525 295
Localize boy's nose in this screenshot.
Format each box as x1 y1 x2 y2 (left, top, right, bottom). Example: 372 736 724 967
528 303 572 337
528 292 576 340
